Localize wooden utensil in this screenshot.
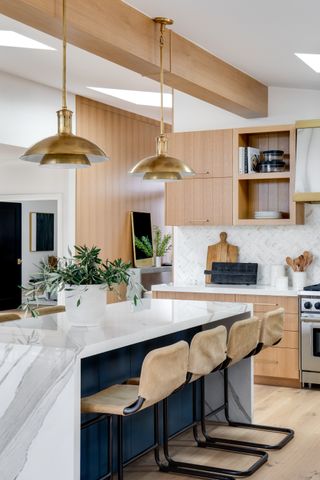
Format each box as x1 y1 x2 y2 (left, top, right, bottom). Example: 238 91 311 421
286 256 296 272
303 251 313 269
205 232 238 284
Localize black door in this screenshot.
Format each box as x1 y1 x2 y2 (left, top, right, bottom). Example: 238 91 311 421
0 202 22 309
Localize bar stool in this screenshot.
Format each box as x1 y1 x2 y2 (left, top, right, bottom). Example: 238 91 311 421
203 308 294 450
0 312 21 322
35 305 65 316
202 308 294 451
81 340 191 480
161 321 268 479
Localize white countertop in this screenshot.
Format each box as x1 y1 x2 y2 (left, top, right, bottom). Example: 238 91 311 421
152 283 299 297
0 298 250 359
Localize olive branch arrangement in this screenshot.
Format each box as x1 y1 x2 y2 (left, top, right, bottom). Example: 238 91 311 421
21 245 142 316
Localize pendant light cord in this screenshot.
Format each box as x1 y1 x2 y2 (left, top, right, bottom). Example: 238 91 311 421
62 0 67 110
159 22 165 136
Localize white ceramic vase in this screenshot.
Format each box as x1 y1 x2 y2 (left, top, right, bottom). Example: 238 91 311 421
292 272 307 291
155 256 162 267
64 284 107 327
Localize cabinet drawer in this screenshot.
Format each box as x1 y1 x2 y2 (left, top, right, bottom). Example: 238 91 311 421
235 294 298 314
254 347 299 380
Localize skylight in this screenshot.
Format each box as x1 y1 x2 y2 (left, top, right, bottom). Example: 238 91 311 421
295 53 320 73
87 87 172 108
0 31 55 50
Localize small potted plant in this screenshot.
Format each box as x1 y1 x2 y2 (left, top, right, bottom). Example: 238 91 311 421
22 245 141 326
153 226 172 267
134 226 172 267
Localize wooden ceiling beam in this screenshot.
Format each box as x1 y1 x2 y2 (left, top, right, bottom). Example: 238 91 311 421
0 0 268 118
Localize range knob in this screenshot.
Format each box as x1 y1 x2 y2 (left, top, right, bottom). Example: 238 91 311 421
304 301 312 310
315 302 320 310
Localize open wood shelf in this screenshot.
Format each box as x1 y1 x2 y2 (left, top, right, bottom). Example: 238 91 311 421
233 124 304 225
238 172 291 180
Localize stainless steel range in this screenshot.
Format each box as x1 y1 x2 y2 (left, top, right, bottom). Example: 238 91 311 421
300 289 320 386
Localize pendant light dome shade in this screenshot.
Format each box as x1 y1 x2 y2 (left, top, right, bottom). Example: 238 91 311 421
129 134 194 180
129 17 195 181
20 0 109 168
21 109 108 167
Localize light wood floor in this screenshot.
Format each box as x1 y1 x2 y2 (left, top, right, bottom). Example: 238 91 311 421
125 385 320 480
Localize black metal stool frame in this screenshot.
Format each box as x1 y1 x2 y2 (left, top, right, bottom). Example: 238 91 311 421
199 344 294 451
159 368 268 479
81 396 231 480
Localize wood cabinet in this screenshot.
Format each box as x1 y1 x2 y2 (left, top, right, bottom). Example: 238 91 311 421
152 291 300 388
233 125 304 225
165 125 305 227
165 129 233 226
166 178 233 226
167 130 233 178
235 294 300 387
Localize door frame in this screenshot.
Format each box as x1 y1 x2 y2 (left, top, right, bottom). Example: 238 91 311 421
0 193 63 258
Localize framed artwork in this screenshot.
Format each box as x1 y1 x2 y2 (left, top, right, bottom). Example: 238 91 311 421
131 211 154 267
30 212 54 252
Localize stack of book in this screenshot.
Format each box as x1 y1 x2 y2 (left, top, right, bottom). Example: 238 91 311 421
239 147 260 174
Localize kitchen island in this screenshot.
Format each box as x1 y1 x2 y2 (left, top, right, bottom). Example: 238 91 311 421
0 298 252 480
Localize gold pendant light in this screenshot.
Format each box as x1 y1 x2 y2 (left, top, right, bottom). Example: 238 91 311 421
20 0 109 168
129 17 195 181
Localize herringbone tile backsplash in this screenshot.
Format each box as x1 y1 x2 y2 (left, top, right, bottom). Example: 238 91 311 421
173 204 320 286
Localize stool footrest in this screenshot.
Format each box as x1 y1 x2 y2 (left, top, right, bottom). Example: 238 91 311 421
160 461 235 480
206 420 294 450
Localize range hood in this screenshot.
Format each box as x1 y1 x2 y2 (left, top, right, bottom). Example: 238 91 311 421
294 119 320 203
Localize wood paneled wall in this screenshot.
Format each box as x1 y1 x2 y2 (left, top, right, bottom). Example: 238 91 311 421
76 96 166 264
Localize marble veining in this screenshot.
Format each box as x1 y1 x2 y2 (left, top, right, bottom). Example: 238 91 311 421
173 204 320 286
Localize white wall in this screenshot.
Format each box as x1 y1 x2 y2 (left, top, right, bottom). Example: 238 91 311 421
0 70 75 148
173 86 320 286
174 86 320 132
21 200 57 285
0 72 76 257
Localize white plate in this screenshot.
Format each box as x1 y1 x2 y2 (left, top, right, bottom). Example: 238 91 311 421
254 211 282 219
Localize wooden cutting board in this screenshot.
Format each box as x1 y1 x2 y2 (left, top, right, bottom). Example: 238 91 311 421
205 232 239 284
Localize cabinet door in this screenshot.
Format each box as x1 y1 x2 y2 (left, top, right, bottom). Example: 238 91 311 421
165 180 185 226
167 129 233 178
165 178 233 226
184 178 233 225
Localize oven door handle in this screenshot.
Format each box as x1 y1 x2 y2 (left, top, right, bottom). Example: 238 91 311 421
301 319 320 323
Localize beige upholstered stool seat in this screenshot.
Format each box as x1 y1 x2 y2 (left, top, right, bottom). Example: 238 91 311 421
260 307 284 348
35 305 66 316
0 312 21 322
227 316 261 365
188 325 227 381
82 340 189 417
82 384 142 416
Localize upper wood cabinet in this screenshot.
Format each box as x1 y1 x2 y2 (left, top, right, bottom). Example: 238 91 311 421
166 178 233 226
233 125 304 225
165 129 233 226
167 129 233 178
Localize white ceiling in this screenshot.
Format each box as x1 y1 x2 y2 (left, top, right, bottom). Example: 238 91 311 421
126 0 320 90
0 14 172 122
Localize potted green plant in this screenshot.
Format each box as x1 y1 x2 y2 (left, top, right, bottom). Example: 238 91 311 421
134 226 172 267
22 245 141 326
153 226 172 267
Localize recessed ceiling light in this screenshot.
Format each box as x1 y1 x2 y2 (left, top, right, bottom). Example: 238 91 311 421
295 53 320 73
87 87 172 108
0 31 55 50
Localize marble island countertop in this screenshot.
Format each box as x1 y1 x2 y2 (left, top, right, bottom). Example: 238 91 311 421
0 298 252 480
0 298 250 359
152 283 299 297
